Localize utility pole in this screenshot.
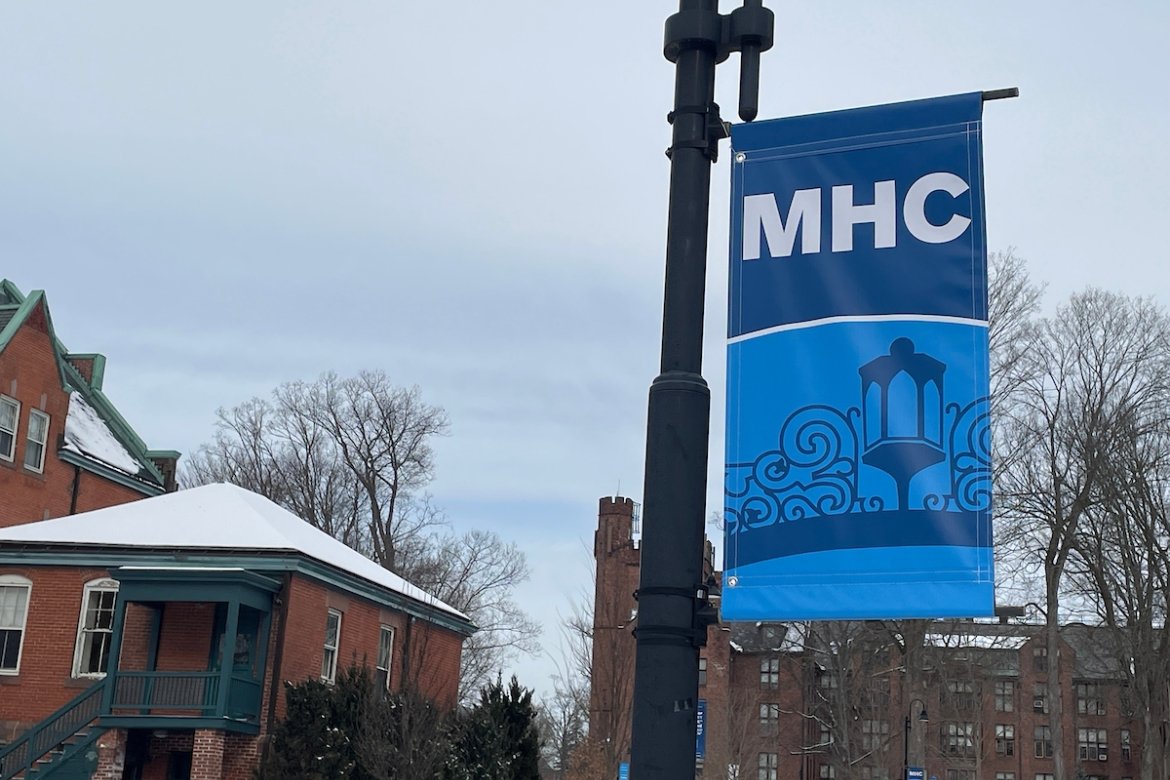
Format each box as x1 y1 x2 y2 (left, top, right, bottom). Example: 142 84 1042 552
630 1 772 777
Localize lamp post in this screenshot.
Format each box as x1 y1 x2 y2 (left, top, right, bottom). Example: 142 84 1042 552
903 698 929 780
629 2 773 778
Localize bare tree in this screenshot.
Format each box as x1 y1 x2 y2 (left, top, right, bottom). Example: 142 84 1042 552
997 290 1170 780
404 530 541 701
1071 425 1170 780
987 249 1045 424
537 679 589 780
184 370 539 699
795 621 900 780
987 252 1047 603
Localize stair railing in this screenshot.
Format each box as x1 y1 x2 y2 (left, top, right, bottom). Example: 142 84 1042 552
0 678 107 780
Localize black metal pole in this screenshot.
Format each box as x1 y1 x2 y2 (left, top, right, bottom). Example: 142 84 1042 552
630 2 771 777
903 714 911 780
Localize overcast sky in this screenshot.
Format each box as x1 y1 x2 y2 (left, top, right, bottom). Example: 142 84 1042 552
3 2 1169 696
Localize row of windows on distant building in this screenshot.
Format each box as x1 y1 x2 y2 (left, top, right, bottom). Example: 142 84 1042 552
1 579 398 693
754 657 1114 716
759 770 1133 780
748 712 1130 764
0 395 49 473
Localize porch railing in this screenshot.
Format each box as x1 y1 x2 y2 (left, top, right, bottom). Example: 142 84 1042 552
111 671 261 722
112 672 220 717
227 675 263 722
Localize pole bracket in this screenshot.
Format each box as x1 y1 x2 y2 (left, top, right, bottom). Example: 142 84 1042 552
664 3 775 64
665 102 728 162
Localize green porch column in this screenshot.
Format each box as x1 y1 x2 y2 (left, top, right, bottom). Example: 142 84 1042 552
100 596 130 714
215 599 240 719
141 603 163 714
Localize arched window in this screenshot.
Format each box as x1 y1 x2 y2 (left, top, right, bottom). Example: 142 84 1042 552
0 574 32 674
73 578 119 677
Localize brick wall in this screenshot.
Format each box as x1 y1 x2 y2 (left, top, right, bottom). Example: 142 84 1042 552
0 314 78 525
140 731 195 780
0 565 116 731
221 732 264 780
190 729 225 780
92 728 127 780
0 297 163 529
154 603 217 671
277 573 463 712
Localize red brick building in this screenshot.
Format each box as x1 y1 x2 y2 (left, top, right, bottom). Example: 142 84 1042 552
0 280 472 779
0 484 473 780
591 496 1148 780
0 279 178 525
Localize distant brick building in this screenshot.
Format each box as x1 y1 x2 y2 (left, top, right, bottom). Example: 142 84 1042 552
0 278 178 528
0 484 473 780
591 496 1147 780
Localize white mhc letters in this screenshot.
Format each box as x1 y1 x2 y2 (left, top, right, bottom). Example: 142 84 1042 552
742 172 972 260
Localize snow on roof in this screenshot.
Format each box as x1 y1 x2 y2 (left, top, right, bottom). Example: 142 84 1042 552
0 483 468 622
63 391 142 475
925 632 1031 651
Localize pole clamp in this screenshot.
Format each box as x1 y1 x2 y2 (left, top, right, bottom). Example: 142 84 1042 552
665 102 729 162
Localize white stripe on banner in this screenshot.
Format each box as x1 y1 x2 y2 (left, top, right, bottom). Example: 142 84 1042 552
728 313 989 345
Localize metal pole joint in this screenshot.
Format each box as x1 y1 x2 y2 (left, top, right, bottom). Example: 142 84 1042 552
664 2 776 64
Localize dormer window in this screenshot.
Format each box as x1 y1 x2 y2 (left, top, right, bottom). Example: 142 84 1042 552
0 396 18 461
24 409 49 473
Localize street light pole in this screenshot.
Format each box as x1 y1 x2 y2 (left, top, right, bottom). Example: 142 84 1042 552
630 2 772 777
903 698 929 780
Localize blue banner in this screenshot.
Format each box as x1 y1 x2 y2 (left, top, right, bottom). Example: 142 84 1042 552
723 93 994 621
696 698 706 760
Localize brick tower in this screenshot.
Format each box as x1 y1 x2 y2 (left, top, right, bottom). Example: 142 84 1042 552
589 496 641 775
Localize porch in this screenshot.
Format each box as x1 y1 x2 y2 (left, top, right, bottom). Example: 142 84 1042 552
100 566 279 734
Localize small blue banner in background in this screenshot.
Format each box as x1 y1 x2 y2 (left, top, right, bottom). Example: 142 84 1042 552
696 698 707 760
723 94 995 621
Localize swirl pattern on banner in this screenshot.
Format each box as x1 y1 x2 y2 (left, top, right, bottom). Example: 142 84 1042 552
726 396 990 537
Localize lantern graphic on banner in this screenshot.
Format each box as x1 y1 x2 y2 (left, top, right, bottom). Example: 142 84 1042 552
860 338 945 511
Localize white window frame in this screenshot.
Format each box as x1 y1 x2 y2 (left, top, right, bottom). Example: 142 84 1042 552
376 625 395 691
71 579 119 678
757 752 778 780
994 679 1014 712
321 609 342 683
0 575 32 675
861 719 890 751
1077 727 1108 761
24 408 49 473
759 657 779 689
0 395 19 462
996 724 1016 756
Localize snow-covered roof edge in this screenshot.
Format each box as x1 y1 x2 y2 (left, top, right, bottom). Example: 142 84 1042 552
64 391 142 475
0 484 471 628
